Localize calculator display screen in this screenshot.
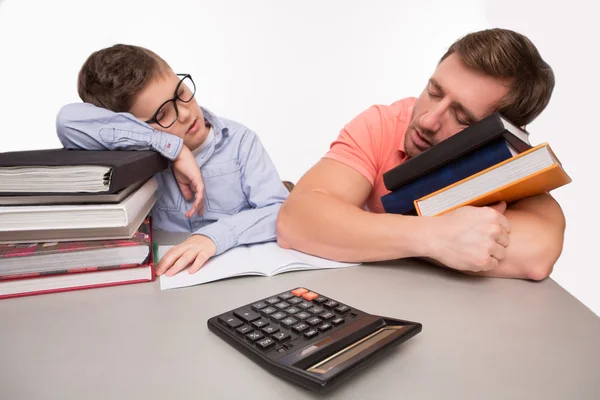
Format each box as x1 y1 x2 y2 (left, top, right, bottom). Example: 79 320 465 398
306 326 404 374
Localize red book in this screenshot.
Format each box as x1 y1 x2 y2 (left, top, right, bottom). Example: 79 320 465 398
0 217 156 300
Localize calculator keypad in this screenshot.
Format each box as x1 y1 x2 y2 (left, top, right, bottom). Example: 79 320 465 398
217 288 354 353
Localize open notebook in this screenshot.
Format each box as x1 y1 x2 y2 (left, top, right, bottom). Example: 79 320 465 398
154 231 361 290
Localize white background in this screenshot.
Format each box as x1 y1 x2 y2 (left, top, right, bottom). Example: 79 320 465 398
0 0 597 315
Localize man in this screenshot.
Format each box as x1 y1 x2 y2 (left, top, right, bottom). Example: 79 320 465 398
276 28 565 281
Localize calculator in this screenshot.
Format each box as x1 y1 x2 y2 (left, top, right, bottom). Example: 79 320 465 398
207 287 422 393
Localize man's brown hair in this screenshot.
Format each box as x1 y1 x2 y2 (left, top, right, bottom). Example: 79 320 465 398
440 28 554 127
77 44 170 112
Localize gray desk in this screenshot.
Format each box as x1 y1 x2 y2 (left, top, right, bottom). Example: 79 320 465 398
1 233 599 399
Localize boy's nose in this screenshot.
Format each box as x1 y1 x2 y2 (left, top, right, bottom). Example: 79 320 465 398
178 105 192 123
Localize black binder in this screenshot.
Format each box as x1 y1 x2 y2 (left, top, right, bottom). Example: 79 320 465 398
0 149 168 195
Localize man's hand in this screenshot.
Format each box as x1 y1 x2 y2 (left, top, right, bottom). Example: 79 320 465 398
156 234 217 277
172 146 205 218
429 202 511 272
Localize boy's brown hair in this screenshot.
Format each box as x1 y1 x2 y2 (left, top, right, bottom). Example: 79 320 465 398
441 28 555 127
77 44 170 112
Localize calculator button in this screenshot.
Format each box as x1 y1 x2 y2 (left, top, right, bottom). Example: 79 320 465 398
265 297 280 305
308 306 324 315
270 312 287 321
298 301 313 309
295 311 311 320
318 323 333 332
246 331 264 341
332 317 345 326
272 332 291 342
233 309 261 322
306 317 322 326
323 300 339 309
292 322 310 333
335 304 351 314
236 325 253 335
288 297 303 304
313 296 328 304
303 329 319 339
302 292 319 301
281 317 299 329
278 292 294 300
252 319 269 329
262 325 279 335
219 316 243 329
291 288 308 296
257 338 276 349
251 302 268 311
284 306 300 315
319 311 335 320
260 306 277 316
275 302 290 310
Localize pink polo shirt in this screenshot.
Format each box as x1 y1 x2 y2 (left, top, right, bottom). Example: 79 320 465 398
323 97 416 213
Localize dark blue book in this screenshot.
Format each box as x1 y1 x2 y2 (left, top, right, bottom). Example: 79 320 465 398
381 138 521 215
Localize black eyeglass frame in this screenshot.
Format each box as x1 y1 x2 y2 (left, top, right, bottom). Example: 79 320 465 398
144 73 196 129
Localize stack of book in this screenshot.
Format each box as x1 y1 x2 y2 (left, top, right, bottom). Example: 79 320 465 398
0 149 168 299
381 113 572 216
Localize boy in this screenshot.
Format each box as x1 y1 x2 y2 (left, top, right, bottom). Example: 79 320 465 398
56 44 289 277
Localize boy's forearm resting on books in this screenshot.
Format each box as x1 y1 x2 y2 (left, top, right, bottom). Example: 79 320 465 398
56 102 183 160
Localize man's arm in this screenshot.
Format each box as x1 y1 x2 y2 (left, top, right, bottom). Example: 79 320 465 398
277 159 432 262
465 193 566 280
277 159 562 280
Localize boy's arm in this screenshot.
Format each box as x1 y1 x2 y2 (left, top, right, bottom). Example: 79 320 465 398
57 102 204 216
155 130 289 276
56 102 183 160
193 130 289 255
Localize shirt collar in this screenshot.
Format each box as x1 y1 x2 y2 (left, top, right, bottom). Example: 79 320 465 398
200 106 229 145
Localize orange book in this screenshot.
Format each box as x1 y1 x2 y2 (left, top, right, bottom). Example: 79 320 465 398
414 143 571 217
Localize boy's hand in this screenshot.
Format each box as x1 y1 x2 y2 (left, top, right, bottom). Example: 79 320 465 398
156 234 217 277
172 146 205 218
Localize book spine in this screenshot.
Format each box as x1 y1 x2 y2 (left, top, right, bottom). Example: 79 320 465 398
108 152 167 193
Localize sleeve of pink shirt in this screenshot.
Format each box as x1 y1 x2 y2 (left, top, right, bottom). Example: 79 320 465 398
323 105 386 187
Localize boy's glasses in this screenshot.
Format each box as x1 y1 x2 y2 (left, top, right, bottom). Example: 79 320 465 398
145 74 196 129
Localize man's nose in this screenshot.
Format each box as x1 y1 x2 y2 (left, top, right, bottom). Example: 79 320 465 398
419 100 447 134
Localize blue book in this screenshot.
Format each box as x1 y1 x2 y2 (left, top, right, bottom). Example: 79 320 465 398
381 138 520 215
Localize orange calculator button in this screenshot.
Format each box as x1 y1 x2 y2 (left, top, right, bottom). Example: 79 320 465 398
302 292 319 301
292 288 308 297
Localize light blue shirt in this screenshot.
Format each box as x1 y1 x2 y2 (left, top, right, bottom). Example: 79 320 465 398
56 103 289 256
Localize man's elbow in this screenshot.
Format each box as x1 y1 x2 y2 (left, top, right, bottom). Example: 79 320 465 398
525 255 557 281
525 224 566 281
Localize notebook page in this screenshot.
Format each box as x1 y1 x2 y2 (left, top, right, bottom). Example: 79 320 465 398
158 240 360 290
